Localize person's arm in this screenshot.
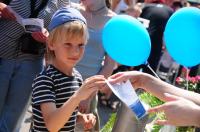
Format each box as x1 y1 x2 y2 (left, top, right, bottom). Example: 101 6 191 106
40 75 105 132
125 0 134 6
111 0 120 11
109 71 200 105
141 73 200 106
98 55 116 78
40 95 80 132
97 55 116 95
194 106 200 127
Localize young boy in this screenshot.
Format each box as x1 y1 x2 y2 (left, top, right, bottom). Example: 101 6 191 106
32 7 105 132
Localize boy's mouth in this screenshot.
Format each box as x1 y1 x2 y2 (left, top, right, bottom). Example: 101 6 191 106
68 58 79 61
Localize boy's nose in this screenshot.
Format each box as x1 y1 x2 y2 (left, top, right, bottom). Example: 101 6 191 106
71 46 80 55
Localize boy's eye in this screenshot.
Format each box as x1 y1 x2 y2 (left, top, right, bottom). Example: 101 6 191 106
64 43 72 47
79 43 85 48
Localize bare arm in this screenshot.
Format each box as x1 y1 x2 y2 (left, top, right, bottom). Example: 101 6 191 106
125 0 134 6
111 0 120 11
109 71 200 105
109 71 200 127
142 74 200 106
98 55 116 78
40 75 105 131
41 95 80 132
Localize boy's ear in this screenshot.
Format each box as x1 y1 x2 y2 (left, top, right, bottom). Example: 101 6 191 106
47 40 54 51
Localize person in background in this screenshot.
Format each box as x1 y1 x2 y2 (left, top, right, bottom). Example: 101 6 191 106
125 3 142 18
111 0 135 13
106 0 112 8
134 1 173 75
0 0 70 131
71 0 80 3
109 71 200 127
32 7 105 131
0 0 48 131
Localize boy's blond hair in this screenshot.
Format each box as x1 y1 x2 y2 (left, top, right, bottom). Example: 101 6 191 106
47 21 88 61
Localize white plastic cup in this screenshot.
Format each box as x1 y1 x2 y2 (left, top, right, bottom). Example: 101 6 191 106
107 80 147 119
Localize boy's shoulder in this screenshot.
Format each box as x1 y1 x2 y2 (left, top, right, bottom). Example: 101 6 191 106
34 65 56 82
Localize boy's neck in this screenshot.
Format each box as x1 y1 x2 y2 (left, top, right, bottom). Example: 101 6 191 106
51 60 73 76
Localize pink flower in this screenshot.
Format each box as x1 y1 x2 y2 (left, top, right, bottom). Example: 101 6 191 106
176 75 199 93
195 76 200 82
189 77 197 83
176 77 185 84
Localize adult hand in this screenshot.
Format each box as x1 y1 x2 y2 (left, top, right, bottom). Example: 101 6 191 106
31 28 49 43
148 93 200 127
0 3 16 20
108 71 147 88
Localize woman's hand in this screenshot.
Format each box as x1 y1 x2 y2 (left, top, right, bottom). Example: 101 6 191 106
148 93 200 127
108 71 147 88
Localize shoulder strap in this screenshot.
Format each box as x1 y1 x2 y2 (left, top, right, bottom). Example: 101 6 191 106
29 0 48 18
2 0 11 5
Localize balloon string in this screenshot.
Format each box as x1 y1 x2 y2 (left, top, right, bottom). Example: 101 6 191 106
186 68 189 90
146 64 161 80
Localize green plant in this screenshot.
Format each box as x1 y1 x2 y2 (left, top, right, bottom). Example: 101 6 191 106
101 113 117 132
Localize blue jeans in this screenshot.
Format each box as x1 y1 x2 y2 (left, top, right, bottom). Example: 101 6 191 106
0 58 43 132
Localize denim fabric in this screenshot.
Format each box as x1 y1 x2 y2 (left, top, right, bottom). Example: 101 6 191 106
0 58 43 132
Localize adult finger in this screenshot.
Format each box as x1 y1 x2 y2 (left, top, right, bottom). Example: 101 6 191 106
147 104 166 113
155 119 170 126
108 72 127 84
164 93 183 102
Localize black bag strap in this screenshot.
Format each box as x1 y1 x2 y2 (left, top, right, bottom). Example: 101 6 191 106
2 0 11 5
30 0 48 18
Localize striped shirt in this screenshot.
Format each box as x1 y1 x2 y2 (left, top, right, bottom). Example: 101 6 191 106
0 0 69 60
32 65 82 132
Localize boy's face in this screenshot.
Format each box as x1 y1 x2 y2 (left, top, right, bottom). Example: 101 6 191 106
50 37 86 68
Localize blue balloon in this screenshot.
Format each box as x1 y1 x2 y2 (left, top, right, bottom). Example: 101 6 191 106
102 15 151 66
164 7 200 67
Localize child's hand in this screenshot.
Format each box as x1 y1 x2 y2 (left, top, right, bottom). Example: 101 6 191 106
81 113 96 130
79 99 91 113
75 75 105 101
